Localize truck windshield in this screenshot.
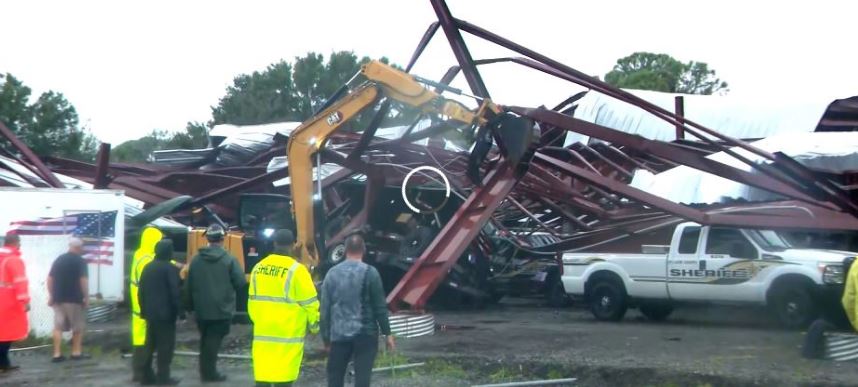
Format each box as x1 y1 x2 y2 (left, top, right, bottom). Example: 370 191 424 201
745 230 791 252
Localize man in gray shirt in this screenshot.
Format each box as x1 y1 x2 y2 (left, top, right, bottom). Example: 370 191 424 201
321 233 394 387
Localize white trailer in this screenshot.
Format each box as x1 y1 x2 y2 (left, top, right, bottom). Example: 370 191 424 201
0 188 125 337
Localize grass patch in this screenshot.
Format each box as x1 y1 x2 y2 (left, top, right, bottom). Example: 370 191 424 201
489 366 527 383
546 368 566 380
423 359 468 380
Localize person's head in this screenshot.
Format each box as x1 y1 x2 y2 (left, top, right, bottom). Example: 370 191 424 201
4 233 20 249
69 237 84 256
273 229 295 256
345 233 365 261
206 224 225 246
139 226 163 250
155 239 174 262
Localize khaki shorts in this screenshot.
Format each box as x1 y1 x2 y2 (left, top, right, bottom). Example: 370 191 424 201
53 303 86 332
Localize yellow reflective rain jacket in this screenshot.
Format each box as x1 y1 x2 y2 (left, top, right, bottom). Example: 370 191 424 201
843 261 858 331
248 253 320 383
130 227 163 346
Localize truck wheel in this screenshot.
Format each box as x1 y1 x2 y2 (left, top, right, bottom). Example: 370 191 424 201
327 243 346 264
639 302 674 321
588 280 627 321
771 284 818 329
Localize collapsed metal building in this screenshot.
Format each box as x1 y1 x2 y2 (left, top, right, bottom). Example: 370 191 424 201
3 0 858 312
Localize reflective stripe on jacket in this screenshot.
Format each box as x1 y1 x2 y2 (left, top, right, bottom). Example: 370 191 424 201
130 227 162 346
0 246 29 341
248 254 320 382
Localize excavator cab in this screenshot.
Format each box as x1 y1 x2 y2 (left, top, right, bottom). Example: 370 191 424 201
237 193 296 271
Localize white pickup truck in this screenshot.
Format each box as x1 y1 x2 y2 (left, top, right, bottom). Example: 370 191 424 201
561 222 853 328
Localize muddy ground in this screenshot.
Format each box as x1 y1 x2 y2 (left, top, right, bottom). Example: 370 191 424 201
2 298 857 387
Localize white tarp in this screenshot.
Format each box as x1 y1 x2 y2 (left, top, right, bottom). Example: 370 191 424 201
631 132 858 204
209 121 302 139
566 89 834 145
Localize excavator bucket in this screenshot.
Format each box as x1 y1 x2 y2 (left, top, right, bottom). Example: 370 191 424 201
494 114 534 165
467 113 534 184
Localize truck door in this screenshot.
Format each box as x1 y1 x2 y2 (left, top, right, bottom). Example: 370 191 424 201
666 224 707 300
671 227 760 301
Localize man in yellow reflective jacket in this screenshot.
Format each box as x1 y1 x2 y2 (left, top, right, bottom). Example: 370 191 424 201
130 226 163 383
248 229 319 387
842 257 858 331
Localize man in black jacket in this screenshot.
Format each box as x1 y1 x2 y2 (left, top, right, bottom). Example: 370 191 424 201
183 224 246 382
138 239 181 385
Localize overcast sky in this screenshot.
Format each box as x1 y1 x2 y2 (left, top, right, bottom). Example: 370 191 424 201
3 0 857 145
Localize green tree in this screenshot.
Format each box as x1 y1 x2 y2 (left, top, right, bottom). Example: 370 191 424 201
604 52 728 95
212 60 299 125
111 122 209 163
212 51 393 125
117 51 398 163
0 73 97 161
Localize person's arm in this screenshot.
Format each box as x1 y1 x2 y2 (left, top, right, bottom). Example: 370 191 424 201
10 257 29 309
47 276 54 306
367 268 391 336
80 258 89 307
320 277 332 345
182 262 194 312
229 256 247 291
47 261 56 306
294 265 320 334
168 266 181 319
138 269 147 319
845 265 858 331
367 268 394 350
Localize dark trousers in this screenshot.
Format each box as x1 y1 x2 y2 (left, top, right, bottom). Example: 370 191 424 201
141 320 177 383
197 319 230 379
132 345 147 381
0 342 11 368
327 335 379 387
255 382 293 387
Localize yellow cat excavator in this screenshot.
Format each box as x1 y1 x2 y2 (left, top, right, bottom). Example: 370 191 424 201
185 60 531 278
286 60 508 268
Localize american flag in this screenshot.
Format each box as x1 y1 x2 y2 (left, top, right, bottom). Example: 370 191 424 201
9 211 118 265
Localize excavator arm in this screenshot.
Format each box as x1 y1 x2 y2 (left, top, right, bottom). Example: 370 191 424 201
287 60 497 268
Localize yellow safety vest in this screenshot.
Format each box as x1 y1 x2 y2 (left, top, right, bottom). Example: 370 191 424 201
843 261 858 331
248 254 320 382
130 227 163 346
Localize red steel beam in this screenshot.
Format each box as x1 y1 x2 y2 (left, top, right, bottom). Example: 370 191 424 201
675 96 685 140
387 160 518 311
573 144 633 178
0 121 63 187
507 196 560 237
512 106 827 207
405 22 440 72
93 143 112 189
430 0 490 98
535 152 858 230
